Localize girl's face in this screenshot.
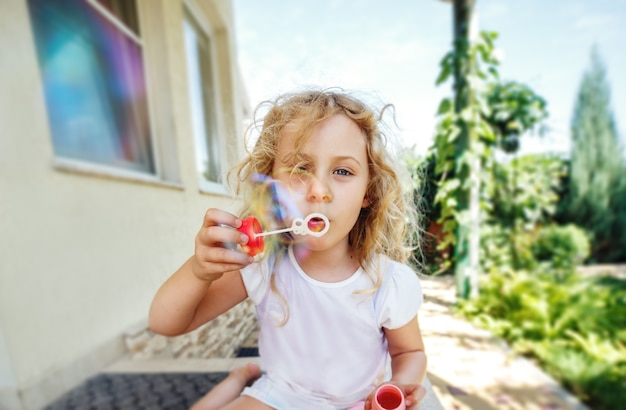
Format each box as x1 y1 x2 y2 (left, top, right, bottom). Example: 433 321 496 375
271 114 370 252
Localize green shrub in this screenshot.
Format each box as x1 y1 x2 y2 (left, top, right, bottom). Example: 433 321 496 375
457 270 626 409
531 224 590 271
479 223 590 275
479 224 515 273
520 340 626 409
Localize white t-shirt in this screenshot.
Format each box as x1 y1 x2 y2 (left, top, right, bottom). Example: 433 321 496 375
240 246 423 407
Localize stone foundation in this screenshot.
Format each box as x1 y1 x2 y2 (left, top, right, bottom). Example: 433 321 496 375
124 300 257 360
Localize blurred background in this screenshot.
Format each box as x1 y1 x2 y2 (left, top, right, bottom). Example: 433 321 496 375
233 0 626 157
1 0 624 409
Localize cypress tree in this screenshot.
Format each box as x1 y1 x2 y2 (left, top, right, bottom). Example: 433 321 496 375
562 45 623 261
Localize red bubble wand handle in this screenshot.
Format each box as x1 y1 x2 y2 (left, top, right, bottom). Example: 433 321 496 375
237 213 330 256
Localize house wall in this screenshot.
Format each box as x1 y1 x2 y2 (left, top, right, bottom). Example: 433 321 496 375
0 0 248 408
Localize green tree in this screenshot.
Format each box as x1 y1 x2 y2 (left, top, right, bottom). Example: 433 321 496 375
610 177 626 261
428 30 549 279
483 81 548 153
558 46 624 261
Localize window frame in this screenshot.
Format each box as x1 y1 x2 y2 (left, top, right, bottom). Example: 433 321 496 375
29 0 177 186
183 1 229 196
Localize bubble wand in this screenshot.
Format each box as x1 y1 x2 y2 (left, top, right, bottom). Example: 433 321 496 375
237 213 330 256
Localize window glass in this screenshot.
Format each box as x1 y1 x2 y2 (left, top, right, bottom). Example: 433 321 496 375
94 0 140 35
184 12 222 184
27 0 155 174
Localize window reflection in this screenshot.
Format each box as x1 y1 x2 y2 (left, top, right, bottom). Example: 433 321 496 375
27 0 154 174
184 11 222 184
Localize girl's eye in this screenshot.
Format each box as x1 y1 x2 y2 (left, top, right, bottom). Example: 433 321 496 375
334 168 352 176
284 163 309 174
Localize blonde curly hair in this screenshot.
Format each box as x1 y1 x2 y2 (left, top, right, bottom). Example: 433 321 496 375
230 88 420 276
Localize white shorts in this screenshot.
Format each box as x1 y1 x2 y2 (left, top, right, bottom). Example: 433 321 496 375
242 374 365 410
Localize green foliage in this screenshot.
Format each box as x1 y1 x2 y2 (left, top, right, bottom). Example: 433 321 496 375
479 223 590 275
430 31 550 275
521 340 626 409
422 35 624 409
479 223 532 273
457 270 626 409
488 154 564 230
532 224 590 272
483 81 548 153
430 31 499 274
405 154 446 273
475 154 573 274
426 33 624 410
557 46 625 262
609 176 626 261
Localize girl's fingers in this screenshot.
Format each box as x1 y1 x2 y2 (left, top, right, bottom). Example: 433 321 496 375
192 246 252 281
202 208 241 229
191 209 254 281
404 385 427 408
197 224 248 248
196 242 252 266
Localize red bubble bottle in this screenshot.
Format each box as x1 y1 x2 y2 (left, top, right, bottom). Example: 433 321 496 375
237 215 265 256
372 384 406 410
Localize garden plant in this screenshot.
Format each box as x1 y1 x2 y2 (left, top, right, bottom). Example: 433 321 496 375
410 32 626 409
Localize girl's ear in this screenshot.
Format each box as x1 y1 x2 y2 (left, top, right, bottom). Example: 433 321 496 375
362 197 371 208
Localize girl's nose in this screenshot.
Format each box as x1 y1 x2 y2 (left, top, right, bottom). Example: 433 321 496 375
306 175 332 203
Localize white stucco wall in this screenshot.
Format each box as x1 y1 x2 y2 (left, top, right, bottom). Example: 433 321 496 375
0 0 246 407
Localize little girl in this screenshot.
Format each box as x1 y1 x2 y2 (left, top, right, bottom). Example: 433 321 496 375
149 89 427 409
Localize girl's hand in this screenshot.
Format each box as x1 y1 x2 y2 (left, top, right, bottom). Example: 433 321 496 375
363 383 426 410
399 384 426 409
191 208 254 282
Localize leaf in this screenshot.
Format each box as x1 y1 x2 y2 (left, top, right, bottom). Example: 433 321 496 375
488 66 500 80
436 53 454 85
437 98 453 115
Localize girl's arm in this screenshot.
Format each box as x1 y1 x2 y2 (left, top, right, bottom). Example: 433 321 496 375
367 316 427 409
148 258 248 336
149 209 253 336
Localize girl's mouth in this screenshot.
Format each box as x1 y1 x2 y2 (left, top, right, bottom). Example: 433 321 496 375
307 216 328 233
274 213 330 241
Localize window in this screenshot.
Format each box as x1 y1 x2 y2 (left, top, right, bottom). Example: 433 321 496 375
183 10 224 188
27 0 155 175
